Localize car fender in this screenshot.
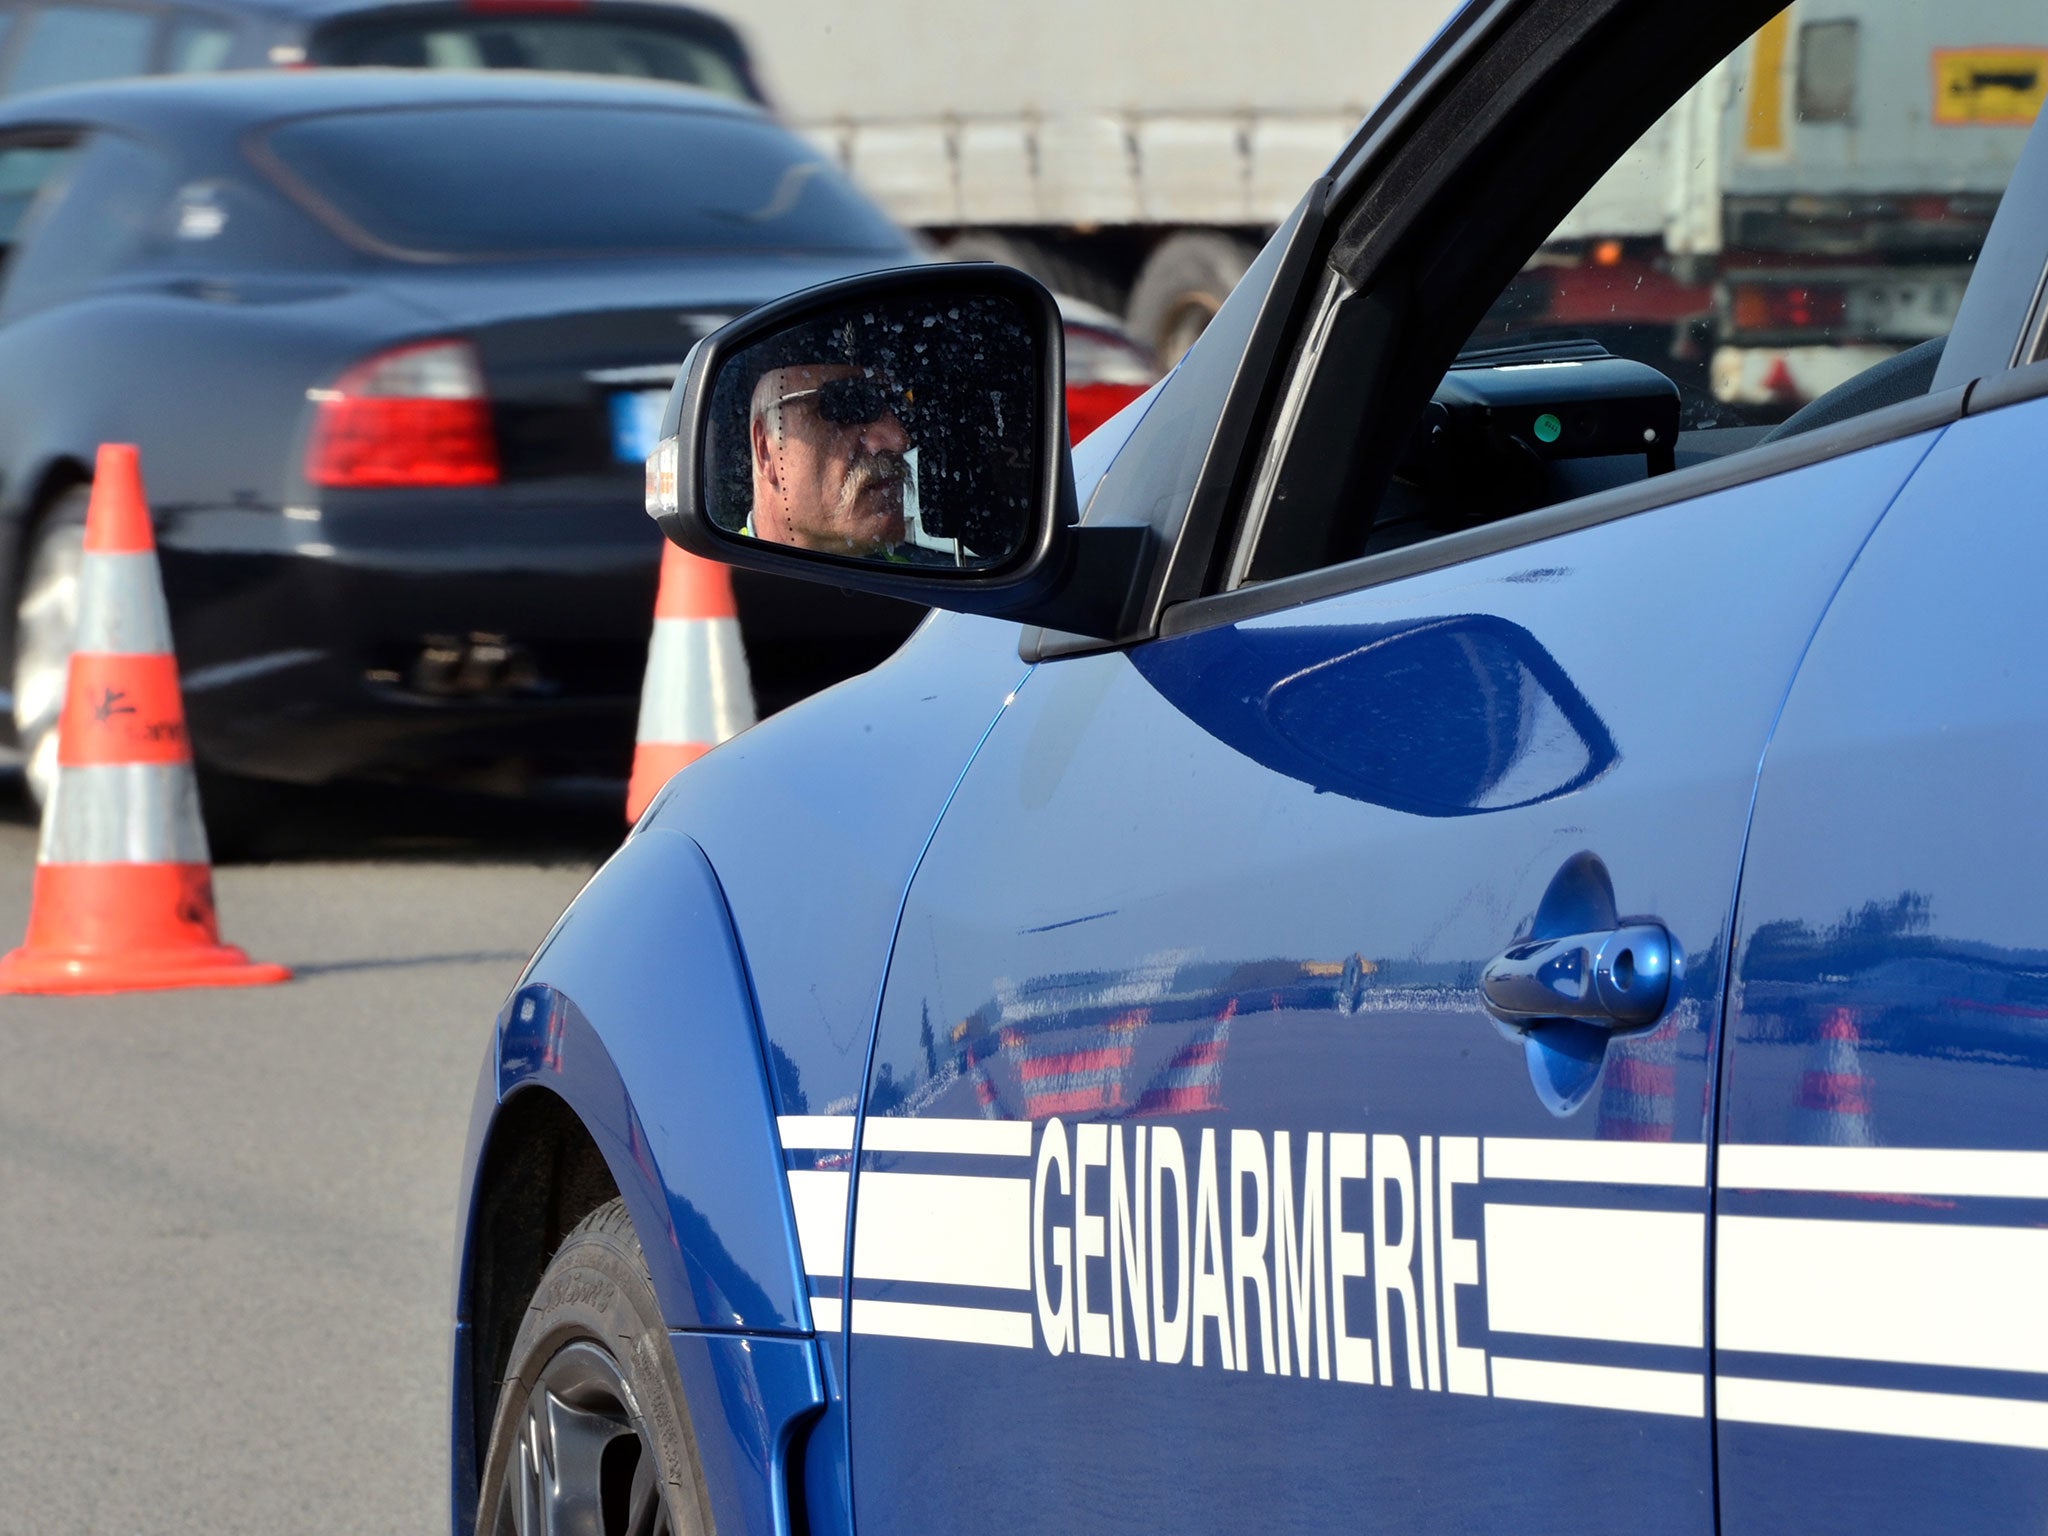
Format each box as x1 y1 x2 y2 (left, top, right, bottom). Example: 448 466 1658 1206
462 824 808 1337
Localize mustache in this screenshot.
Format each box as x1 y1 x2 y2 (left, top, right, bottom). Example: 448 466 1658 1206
844 450 907 495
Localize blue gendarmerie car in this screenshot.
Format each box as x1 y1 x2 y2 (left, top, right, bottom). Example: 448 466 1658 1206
453 1 2048 1534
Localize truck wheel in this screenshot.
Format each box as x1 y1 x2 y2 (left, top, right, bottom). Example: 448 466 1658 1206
943 230 1124 313
474 1199 715 1536
10 484 89 813
1127 232 1260 365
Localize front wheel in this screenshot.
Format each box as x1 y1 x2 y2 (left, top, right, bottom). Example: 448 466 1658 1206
473 1199 714 1536
10 484 89 812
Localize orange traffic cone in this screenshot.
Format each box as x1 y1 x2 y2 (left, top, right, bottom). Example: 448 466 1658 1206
0 445 290 995
625 541 755 822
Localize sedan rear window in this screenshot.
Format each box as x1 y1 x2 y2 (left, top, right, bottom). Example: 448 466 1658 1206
306 12 752 101
255 104 906 259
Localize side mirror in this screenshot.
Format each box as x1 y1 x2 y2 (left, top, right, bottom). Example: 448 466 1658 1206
646 264 1079 619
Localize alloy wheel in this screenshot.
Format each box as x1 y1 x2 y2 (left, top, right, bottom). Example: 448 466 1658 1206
492 1340 679 1536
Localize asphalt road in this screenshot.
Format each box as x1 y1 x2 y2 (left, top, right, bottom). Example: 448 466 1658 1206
0 769 618 1535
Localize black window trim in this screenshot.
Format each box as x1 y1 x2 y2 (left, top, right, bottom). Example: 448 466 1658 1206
0 118 81 152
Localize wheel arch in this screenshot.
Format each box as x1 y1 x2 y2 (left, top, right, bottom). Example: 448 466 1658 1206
451 826 812 1527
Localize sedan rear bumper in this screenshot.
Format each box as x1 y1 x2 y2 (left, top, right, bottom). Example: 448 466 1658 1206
153 490 922 788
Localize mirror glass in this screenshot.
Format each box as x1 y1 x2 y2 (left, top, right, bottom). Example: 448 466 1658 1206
703 292 1041 569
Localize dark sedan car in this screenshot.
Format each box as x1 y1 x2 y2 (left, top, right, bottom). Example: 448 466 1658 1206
0 70 928 809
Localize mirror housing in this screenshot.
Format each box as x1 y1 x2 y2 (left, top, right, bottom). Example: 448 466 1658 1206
647 263 1087 623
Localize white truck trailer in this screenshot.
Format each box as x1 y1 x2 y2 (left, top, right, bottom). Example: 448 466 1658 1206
1530 0 2044 412
718 0 2045 406
698 0 1456 361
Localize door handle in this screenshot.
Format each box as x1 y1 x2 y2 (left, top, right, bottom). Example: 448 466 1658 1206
1482 923 1673 1029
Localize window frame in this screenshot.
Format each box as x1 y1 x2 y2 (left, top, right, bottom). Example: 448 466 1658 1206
1140 0 2048 641
0 124 82 284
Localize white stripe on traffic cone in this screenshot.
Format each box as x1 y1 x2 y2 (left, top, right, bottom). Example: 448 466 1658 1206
626 541 755 821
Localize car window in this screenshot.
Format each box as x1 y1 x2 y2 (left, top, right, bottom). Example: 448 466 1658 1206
5 4 156 96
0 140 72 251
163 13 232 71
0 130 174 317
1240 0 2044 581
253 104 907 259
306 13 753 101
1464 8 2023 437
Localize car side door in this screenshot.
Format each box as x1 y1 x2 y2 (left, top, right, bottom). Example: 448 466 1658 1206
825 1 2048 1531
836 431 1930 1536
1712 377 2048 1536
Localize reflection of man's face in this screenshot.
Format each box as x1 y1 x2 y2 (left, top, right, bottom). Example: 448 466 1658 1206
748 364 910 556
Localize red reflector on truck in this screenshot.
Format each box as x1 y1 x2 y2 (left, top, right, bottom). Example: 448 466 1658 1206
1730 282 1848 333
305 339 499 488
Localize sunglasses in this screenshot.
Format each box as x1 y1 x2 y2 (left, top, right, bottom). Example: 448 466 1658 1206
777 376 906 426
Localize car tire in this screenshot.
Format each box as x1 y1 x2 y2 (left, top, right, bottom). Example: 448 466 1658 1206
1126 231 1260 367
11 483 90 814
473 1198 716 1536
943 229 1125 314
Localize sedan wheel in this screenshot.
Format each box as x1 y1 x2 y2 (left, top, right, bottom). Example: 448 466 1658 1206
497 1342 679 1536
475 1200 713 1536
10 486 89 812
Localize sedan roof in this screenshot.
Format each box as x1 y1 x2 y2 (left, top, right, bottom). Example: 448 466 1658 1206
146 0 744 27
0 64 761 138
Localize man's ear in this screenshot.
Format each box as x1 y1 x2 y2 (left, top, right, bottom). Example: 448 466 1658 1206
750 415 780 492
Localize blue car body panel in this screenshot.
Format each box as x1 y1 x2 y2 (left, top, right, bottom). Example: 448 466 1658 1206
456 608 1029 1322
828 431 1940 1536
494 826 806 1335
641 610 1033 1128
452 607 1034 1532
669 1331 828 1536
1716 392 2048 1536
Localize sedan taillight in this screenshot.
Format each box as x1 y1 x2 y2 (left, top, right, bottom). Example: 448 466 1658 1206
305 339 499 488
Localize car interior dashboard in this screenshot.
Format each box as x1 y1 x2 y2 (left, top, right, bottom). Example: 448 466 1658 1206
1364 332 1950 558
